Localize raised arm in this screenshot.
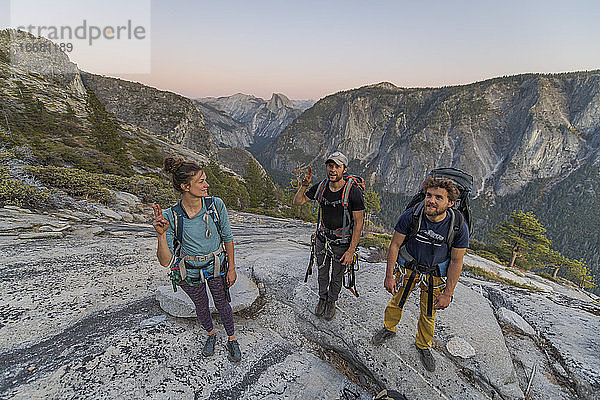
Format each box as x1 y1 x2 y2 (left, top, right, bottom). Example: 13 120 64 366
293 166 312 206
152 203 173 267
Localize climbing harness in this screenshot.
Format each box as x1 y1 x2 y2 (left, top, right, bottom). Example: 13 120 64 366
306 233 361 297
167 197 231 302
313 234 336 271
312 175 364 245
393 201 465 317
305 175 364 296
393 167 472 314
394 264 447 317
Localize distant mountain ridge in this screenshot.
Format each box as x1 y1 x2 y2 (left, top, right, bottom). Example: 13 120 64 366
3 28 597 284
77 71 270 179
0 29 269 210
81 72 218 157
196 93 314 151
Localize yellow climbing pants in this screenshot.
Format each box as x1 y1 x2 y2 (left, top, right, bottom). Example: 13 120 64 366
383 268 446 349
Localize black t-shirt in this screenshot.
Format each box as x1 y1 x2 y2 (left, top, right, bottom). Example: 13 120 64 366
305 180 365 230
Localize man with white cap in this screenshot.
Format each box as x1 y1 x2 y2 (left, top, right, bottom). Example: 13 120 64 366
293 151 365 320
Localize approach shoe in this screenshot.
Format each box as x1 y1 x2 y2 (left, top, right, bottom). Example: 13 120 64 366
314 299 327 317
202 334 217 357
371 327 396 346
226 339 242 363
416 346 436 372
323 301 336 321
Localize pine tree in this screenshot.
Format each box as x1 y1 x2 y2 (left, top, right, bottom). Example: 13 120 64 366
489 210 551 269
364 186 382 228
262 176 278 210
567 259 597 289
85 89 130 174
538 248 568 279
243 158 266 209
86 89 123 153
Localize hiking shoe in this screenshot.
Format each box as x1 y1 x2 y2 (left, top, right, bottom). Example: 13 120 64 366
371 327 396 346
323 301 336 320
314 299 327 317
416 346 435 372
226 340 242 363
202 334 216 357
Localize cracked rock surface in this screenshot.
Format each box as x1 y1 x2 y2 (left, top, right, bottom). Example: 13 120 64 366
1 207 598 399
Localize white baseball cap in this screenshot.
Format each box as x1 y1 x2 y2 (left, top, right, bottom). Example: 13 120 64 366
325 151 348 167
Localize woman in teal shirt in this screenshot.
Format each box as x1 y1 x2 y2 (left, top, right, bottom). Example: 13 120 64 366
152 157 241 362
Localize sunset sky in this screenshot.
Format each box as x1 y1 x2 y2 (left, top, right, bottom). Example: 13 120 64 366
4 0 600 101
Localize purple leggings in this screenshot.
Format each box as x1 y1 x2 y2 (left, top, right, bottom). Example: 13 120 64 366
181 278 234 337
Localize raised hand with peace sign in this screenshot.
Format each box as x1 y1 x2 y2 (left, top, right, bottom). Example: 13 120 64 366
152 203 169 235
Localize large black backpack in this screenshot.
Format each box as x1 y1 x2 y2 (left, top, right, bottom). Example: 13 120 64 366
397 167 473 318
404 167 473 239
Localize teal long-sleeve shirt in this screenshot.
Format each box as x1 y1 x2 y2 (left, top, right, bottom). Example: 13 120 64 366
162 196 234 279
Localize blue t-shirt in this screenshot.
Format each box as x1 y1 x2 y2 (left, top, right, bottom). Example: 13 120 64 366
394 207 469 273
163 197 234 279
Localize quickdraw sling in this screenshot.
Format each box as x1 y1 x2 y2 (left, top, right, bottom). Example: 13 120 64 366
306 232 360 297
342 252 360 297
304 233 316 283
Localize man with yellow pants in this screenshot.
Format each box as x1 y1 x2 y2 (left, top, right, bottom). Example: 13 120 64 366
371 176 469 372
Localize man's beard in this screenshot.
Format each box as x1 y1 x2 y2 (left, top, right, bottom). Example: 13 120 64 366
424 205 448 217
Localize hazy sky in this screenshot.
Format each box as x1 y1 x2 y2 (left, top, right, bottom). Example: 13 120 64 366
5 0 600 100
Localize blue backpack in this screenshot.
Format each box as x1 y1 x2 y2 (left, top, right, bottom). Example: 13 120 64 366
169 197 228 295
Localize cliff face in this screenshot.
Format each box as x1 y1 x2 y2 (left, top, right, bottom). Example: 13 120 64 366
79 74 272 179
197 93 313 149
0 30 87 98
81 72 218 157
194 100 252 148
265 75 600 197
0 30 219 171
262 74 600 273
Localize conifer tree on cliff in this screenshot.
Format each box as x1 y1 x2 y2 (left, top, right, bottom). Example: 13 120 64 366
538 247 567 280
568 258 597 289
244 158 266 209
490 210 550 269
363 186 382 228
